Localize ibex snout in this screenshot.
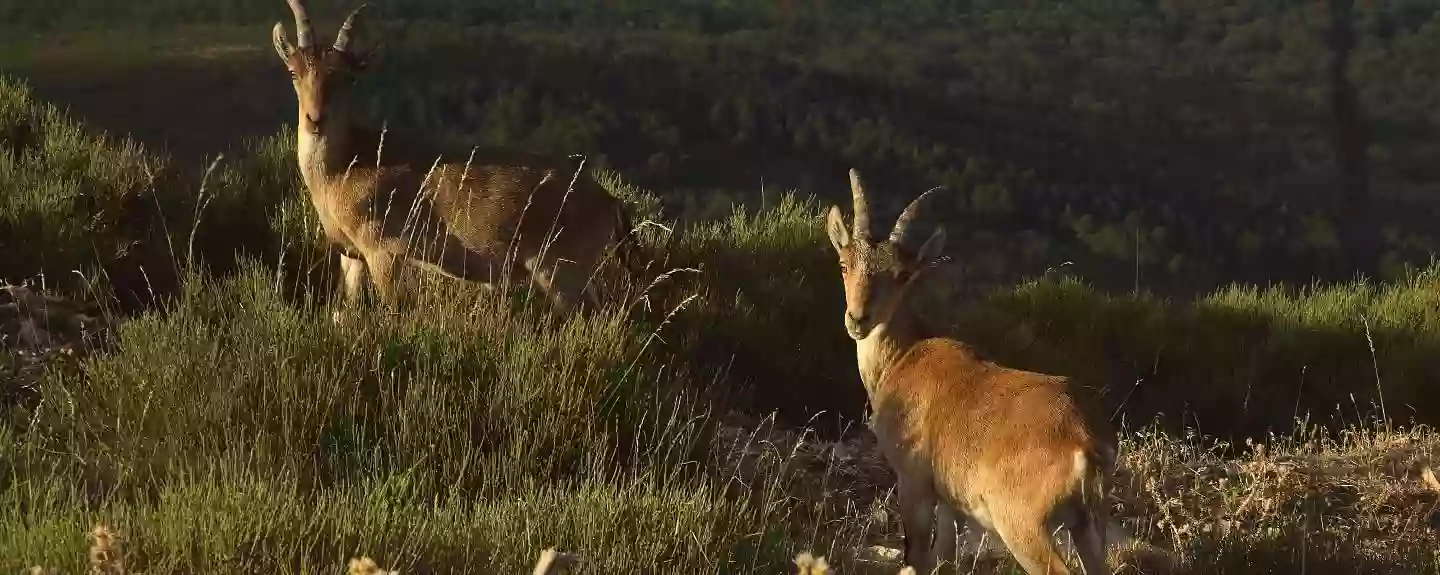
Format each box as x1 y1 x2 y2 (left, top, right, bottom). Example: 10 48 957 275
845 310 874 340
304 113 326 133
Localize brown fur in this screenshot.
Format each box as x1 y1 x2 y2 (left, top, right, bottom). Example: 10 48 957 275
826 169 1118 575
272 1 636 320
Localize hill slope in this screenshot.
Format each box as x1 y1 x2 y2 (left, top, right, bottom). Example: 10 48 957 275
4 73 1440 573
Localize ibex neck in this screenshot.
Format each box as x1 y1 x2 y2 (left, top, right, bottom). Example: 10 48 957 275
854 305 931 397
295 120 366 188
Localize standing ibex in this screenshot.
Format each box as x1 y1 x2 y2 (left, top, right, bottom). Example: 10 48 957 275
271 0 638 320
825 169 1118 575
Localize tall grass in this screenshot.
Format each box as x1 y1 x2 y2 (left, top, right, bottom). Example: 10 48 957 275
947 266 1440 440
0 74 866 573
3 262 822 573
9 64 1440 442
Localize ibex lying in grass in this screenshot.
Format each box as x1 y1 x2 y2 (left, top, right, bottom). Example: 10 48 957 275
271 0 638 320
825 169 1118 575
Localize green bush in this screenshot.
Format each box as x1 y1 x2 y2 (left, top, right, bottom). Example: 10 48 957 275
0 75 167 301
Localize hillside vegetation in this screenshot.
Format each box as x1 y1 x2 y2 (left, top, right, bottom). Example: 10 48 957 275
3 0 1440 573
4 69 1440 573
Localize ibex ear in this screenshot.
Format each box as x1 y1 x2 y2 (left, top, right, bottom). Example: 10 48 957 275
826 205 851 252
914 227 945 266
352 43 383 71
272 23 295 62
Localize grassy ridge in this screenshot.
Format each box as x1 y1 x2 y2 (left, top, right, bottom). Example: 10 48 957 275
5 68 1440 440
2 267 809 573
953 268 1440 439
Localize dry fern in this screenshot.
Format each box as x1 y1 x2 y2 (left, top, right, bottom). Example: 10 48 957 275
793 551 830 574
87 524 125 575
347 556 400 575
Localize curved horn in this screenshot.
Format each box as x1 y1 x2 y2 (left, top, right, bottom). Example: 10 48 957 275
286 0 314 48
333 3 369 52
848 168 871 243
889 186 943 245
272 22 294 58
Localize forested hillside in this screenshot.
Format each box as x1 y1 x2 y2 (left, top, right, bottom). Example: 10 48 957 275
9 0 1439 295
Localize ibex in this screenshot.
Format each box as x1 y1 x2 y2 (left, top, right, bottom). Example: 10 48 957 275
825 169 1118 575
271 0 638 321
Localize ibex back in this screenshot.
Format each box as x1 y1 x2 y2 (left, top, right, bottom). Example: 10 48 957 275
825 169 1118 575
271 0 639 320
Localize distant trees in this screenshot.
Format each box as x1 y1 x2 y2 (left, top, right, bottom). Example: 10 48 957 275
7 0 1436 294
1326 0 1378 277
